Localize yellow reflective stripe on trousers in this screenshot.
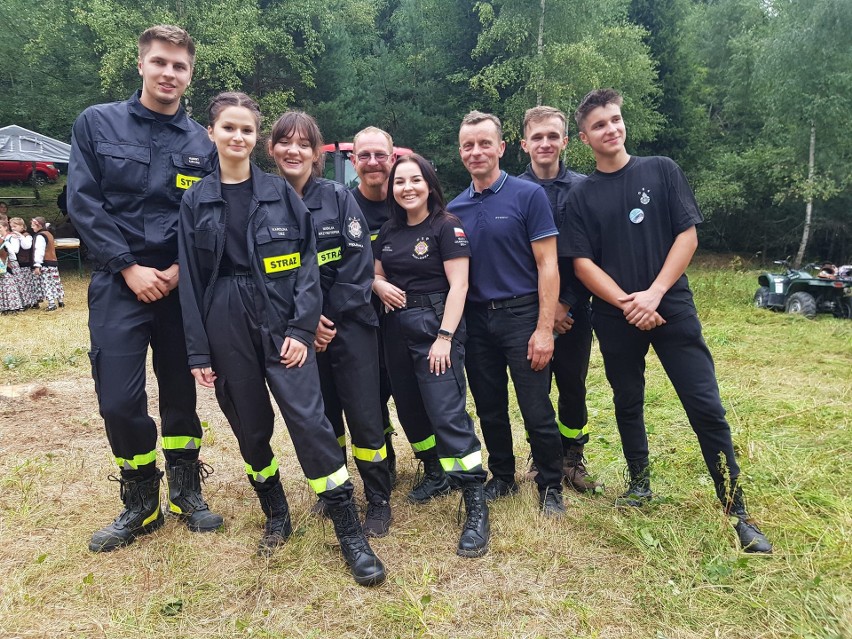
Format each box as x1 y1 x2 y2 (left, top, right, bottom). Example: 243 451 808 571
337 434 346 448
318 247 342 265
245 458 279 482
307 464 350 495
410 435 436 452
162 436 202 451
115 450 157 470
352 443 387 463
557 419 589 441
440 449 483 473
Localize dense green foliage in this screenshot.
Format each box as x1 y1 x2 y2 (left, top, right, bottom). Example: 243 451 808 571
1 0 849 260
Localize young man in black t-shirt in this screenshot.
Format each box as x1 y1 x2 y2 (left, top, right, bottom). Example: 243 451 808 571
566 89 771 553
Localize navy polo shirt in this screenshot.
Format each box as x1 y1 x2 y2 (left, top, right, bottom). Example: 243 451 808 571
448 171 557 304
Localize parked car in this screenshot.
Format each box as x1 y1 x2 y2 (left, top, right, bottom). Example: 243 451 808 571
0 160 60 185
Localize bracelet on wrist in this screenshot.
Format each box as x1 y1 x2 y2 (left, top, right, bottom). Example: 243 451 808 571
437 329 453 341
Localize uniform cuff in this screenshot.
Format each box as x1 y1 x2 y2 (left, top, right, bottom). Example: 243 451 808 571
285 326 314 347
109 254 138 274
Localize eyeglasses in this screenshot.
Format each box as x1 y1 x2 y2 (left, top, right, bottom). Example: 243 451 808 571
355 151 390 164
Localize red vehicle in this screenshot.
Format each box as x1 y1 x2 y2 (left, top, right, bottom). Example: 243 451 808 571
0 160 60 185
322 142 414 187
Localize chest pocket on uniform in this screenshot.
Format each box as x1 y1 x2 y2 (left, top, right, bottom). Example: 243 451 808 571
193 227 219 273
172 153 212 192
256 225 302 278
97 142 149 195
315 220 342 265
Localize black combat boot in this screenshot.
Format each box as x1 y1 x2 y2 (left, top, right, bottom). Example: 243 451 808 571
89 471 165 552
615 459 653 507
407 455 451 503
255 480 293 556
166 459 224 532
328 501 386 586
563 444 602 493
721 484 772 554
457 481 490 558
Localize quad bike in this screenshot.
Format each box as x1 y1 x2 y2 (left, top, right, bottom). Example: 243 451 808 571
754 259 852 319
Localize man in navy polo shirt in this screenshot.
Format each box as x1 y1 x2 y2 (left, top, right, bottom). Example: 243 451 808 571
447 110 565 515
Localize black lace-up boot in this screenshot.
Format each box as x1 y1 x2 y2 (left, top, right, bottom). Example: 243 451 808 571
166 459 223 532
89 471 164 552
255 480 293 556
457 481 490 557
328 501 386 586
407 455 451 503
615 459 653 507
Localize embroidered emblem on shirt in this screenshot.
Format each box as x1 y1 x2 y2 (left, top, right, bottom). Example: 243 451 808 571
453 227 469 247
629 208 645 224
413 238 429 259
346 217 364 240
638 188 651 205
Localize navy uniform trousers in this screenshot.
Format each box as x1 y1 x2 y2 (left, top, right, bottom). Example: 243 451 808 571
206 274 352 505
317 316 392 501
88 270 201 474
551 302 593 449
382 304 485 485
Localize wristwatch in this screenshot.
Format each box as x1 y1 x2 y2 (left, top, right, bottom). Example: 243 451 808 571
437 329 453 340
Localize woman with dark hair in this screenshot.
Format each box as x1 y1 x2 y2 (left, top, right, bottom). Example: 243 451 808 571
268 110 393 538
373 153 490 558
177 92 385 586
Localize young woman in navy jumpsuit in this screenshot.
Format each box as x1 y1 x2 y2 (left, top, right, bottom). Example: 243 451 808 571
268 110 393 538
177 92 385 586
373 154 490 558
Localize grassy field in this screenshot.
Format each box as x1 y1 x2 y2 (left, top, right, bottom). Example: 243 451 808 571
0 257 850 638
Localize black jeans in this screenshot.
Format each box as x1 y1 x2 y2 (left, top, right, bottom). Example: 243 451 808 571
593 311 740 495
465 301 563 491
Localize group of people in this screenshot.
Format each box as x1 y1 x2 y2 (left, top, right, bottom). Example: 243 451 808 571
0 202 65 314
67 25 772 590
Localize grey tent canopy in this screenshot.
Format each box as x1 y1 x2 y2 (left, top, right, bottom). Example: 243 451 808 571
0 125 71 163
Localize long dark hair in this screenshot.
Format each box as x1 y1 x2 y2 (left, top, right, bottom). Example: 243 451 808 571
207 91 261 128
386 154 449 227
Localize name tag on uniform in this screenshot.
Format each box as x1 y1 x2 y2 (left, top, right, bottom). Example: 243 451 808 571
176 174 201 190
263 253 301 273
317 247 342 265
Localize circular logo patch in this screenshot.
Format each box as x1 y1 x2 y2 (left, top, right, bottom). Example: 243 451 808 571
629 208 645 224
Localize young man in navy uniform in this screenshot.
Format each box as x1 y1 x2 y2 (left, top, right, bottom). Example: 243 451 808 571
69 25 221 552
518 106 599 493
566 89 771 552
448 111 566 516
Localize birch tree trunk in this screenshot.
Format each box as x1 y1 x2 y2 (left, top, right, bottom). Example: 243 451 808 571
794 122 816 268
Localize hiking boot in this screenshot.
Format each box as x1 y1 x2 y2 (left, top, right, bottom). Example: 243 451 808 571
615 460 653 507
407 456 451 503
310 498 329 518
723 487 772 554
563 445 601 493
89 471 165 552
457 482 490 558
483 476 520 503
539 487 566 517
329 501 386 586
363 497 392 538
385 432 398 488
255 480 292 556
166 459 223 532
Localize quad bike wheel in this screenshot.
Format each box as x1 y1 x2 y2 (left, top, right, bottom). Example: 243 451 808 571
836 299 852 320
785 292 817 318
753 286 770 308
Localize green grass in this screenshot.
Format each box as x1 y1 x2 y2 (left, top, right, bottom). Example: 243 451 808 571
0 257 850 638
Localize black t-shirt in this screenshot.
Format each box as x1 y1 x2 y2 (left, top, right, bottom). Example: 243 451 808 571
566 155 702 321
373 214 470 295
351 187 390 240
221 178 253 271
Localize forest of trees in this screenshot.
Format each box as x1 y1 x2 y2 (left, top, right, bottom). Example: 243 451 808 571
1 0 849 262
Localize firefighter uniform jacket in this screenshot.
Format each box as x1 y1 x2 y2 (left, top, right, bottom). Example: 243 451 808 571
68 90 215 273
302 177 377 327
177 164 322 370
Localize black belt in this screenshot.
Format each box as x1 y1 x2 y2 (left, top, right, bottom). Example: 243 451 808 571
404 292 448 308
218 266 252 276
476 293 538 310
